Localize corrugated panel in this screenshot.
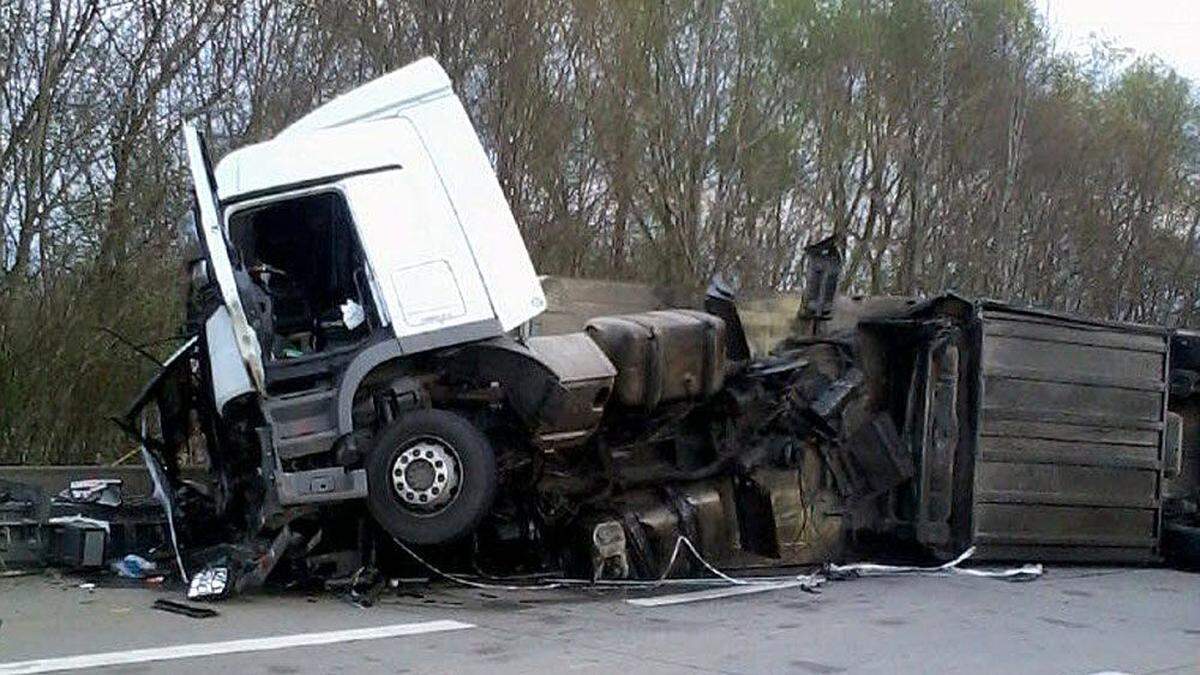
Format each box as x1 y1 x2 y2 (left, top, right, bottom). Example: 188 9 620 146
973 308 1167 562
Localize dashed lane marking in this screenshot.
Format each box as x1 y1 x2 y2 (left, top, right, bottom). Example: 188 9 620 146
0 619 474 674
626 581 803 607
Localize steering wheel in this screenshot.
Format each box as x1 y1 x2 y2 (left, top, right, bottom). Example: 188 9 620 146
249 263 288 278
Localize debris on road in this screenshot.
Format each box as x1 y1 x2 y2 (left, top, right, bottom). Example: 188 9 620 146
0 479 44 569
825 547 1043 582
152 598 219 619
111 554 158 579
187 564 231 601
47 516 108 568
43 495 168 570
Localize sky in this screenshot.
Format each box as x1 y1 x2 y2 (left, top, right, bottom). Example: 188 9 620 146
1040 0 1200 83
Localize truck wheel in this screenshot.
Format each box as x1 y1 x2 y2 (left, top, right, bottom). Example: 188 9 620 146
366 409 497 545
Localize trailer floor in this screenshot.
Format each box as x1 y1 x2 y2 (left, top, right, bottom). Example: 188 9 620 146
1 566 1197 674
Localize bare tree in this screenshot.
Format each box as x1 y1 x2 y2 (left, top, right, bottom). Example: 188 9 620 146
2 0 1198 463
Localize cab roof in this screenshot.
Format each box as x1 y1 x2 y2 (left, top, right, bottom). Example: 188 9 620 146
214 57 452 202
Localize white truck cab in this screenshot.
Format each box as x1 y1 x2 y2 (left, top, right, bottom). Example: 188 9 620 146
186 57 545 406
179 58 560 518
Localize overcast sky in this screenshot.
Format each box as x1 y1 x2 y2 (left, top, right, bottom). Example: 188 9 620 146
1040 0 1200 83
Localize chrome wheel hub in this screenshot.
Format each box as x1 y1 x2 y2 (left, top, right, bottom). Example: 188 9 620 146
391 439 460 511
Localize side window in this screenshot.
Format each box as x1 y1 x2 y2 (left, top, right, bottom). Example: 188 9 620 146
225 192 373 360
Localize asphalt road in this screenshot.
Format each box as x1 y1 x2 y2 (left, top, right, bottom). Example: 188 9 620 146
1 565 1197 674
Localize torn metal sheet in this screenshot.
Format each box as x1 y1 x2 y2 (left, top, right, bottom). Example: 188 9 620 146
141 445 187 583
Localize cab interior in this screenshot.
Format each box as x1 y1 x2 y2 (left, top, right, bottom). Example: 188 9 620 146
227 191 375 363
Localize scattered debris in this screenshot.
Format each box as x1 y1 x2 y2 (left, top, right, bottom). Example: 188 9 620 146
0 569 35 578
151 598 219 619
48 518 108 568
327 566 386 608
1 479 45 570
54 479 122 508
43 498 169 573
825 548 1043 583
187 566 231 601
111 554 157 579
0 476 176 590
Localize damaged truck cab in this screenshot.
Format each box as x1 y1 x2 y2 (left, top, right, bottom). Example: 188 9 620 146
133 58 887 585
178 58 547 538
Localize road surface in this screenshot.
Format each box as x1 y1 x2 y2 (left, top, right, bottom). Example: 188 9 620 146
1 566 1197 674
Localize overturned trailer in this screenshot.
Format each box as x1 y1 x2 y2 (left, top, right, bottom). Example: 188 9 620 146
120 58 1195 595
834 294 1173 563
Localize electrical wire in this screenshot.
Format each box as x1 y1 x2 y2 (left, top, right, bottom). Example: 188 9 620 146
392 536 1040 595
391 537 567 591
391 534 825 592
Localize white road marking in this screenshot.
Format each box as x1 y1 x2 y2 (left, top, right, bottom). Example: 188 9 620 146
0 619 474 674
626 581 803 607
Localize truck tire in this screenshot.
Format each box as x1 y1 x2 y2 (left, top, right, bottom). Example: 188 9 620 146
366 409 497 545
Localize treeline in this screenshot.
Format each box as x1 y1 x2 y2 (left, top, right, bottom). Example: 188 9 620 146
2 0 1198 463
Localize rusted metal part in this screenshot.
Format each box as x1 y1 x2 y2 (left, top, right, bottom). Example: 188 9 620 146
822 413 910 499
585 310 727 410
704 278 752 363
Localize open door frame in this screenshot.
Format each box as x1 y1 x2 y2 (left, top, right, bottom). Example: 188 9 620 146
183 123 266 394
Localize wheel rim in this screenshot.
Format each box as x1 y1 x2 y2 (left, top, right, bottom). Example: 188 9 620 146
390 437 461 514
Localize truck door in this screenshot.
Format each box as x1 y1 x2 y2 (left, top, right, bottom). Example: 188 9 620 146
183 124 266 393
